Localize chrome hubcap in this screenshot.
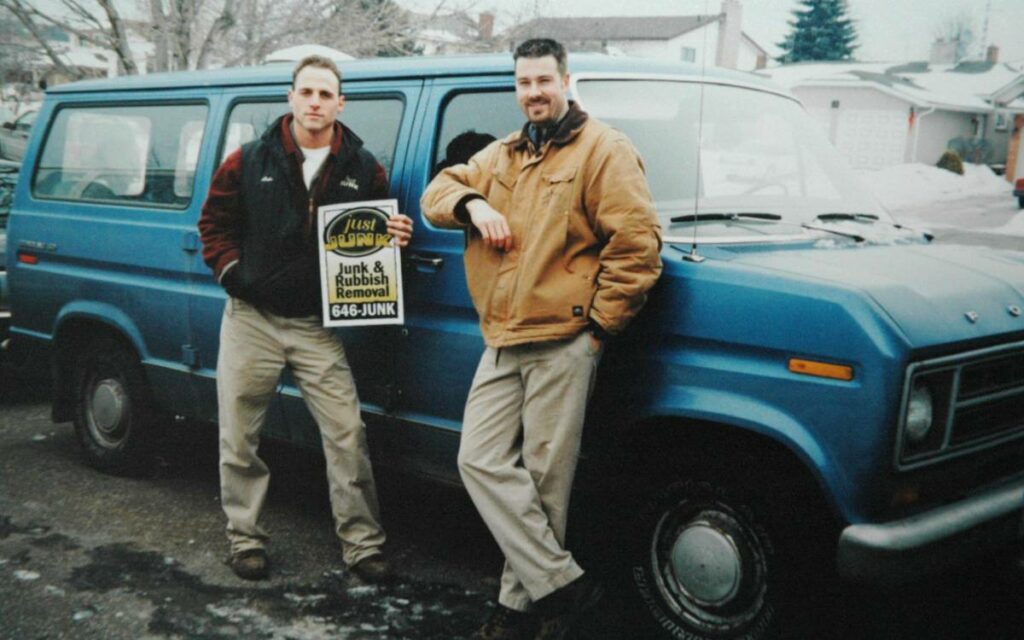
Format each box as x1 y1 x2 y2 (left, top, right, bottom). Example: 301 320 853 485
89 378 128 446
670 522 742 605
650 497 768 633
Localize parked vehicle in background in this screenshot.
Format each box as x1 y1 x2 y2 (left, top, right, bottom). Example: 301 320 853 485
5 55 1024 640
0 158 17 344
0 110 37 161
0 105 17 125
1015 177 1024 208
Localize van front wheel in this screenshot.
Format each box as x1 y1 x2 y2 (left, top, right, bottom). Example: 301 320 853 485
72 338 157 474
629 479 778 640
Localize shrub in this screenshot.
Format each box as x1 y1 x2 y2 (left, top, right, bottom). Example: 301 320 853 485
936 149 964 175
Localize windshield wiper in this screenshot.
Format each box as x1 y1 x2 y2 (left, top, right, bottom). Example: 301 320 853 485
670 212 783 223
801 223 864 242
814 213 879 222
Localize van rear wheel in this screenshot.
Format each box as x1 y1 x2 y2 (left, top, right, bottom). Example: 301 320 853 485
72 337 158 474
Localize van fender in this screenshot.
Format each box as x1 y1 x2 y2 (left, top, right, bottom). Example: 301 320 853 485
52 302 149 357
50 302 150 422
639 385 851 522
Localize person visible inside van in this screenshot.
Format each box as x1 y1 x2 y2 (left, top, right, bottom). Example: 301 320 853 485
433 129 497 177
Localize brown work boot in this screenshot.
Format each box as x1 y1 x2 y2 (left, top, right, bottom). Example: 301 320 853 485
471 604 536 640
226 548 269 581
349 554 392 583
532 574 604 640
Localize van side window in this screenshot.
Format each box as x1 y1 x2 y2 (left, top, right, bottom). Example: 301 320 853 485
433 91 520 176
222 97 404 174
33 103 208 209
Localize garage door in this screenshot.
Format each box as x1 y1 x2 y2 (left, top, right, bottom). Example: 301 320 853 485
833 108 907 168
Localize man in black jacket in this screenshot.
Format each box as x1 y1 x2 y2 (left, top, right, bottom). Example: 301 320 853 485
199 55 412 582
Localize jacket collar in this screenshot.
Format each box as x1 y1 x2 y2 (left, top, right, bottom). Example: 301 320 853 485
511 101 589 154
268 114 362 161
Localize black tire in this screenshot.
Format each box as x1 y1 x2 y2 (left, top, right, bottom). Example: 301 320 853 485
72 337 158 474
627 478 781 640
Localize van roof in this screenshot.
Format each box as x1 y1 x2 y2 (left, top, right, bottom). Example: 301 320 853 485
48 53 775 94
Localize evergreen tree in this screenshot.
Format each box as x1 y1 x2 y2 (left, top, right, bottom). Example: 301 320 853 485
776 0 858 63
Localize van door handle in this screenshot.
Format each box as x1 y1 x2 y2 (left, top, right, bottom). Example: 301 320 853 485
182 230 199 253
409 254 443 271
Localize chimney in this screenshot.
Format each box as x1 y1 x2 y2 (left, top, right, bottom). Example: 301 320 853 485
478 12 495 40
986 45 999 63
715 0 742 69
929 38 956 64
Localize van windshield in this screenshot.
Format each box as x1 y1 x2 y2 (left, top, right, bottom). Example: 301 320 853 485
575 79 888 239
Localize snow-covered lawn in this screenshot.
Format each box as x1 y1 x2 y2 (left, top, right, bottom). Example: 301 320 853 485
855 162 1022 236
854 163 1011 210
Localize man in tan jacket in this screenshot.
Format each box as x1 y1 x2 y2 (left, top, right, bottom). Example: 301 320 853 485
421 38 662 640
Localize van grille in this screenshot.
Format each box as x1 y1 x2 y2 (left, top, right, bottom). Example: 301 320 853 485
897 342 1024 469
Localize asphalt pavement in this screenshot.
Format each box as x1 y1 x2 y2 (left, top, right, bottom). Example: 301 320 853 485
0 368 504 640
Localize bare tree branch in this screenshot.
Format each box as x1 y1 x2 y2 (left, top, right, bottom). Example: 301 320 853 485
147 0 171 71
195 0 236 69
96 0 139 74
0 0 81 80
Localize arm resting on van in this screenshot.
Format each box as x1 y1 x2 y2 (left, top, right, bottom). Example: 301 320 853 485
420 142 499 229
198 148 245 281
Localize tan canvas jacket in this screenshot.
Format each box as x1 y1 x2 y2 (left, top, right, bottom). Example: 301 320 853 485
420 103 663 347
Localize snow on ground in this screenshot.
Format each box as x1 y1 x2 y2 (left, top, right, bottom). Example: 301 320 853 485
999 211 1024 236
854 162 1011 210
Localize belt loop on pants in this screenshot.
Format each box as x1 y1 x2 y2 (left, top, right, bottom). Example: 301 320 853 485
495 347 502 366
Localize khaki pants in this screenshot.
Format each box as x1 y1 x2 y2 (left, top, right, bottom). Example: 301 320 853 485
217 297 385 566
458 331 603 611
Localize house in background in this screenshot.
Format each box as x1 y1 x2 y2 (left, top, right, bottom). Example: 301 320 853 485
762 45 1024 173
508 0 767 70
410 11 498 56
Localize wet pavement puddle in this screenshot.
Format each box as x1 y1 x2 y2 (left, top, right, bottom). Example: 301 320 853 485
68 543 489 639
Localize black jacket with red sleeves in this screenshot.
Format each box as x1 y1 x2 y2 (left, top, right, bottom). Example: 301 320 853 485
198 114 388 318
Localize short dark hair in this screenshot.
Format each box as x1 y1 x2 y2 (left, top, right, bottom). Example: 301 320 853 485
292 55 342 92
514 38 568 75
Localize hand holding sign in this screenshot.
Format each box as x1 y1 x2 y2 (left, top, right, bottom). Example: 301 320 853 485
386 213 414 247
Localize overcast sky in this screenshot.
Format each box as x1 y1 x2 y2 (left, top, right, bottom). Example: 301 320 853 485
402 0 1024 64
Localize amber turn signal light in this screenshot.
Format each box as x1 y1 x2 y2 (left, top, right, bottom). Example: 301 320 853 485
788 358 854 381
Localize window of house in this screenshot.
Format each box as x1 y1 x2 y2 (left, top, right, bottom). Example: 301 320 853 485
433 90 521 176
33 103 208 209
680 47 697 63
222 97 404 175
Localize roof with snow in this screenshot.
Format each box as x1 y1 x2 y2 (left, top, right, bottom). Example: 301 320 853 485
760 60 1024 113
512 15 720 41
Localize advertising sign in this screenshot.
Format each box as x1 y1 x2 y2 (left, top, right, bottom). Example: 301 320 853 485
317 199 404 327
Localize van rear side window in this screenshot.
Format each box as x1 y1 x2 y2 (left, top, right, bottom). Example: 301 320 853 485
33 103 208 209
222 98 404 173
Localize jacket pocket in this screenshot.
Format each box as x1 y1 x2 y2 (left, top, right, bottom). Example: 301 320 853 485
493 167 517 191
542 166 577 214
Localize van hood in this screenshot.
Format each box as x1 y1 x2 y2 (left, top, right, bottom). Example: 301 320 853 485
725 243 1024 347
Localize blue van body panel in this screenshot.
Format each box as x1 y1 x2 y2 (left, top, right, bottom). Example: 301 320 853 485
591 248 908 524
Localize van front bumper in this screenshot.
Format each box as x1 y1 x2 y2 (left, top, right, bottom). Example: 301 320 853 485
837 476 1024 584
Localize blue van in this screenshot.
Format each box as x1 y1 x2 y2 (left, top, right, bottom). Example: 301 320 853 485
5 54 1024 640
